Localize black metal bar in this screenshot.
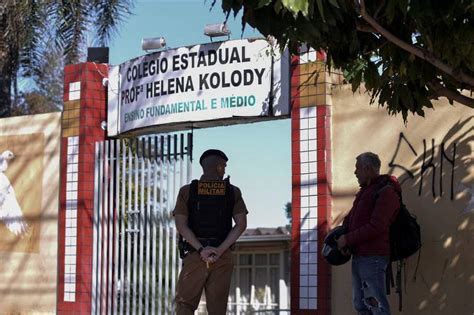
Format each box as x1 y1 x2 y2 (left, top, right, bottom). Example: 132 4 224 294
187 132 193 161
180 134 184 159
174 134 178 160
148 137 152 159
135 137 139 157
154 136 158 160
160 135 165 161
167 135 171 161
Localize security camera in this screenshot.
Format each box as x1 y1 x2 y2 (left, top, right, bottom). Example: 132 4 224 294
204 23 231 39
141 37 166 51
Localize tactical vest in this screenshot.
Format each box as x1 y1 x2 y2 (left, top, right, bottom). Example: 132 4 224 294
187 178 234 246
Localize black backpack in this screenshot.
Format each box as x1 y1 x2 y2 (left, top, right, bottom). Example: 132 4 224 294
389 201 421 262
375 183 421 261
375 183 422 311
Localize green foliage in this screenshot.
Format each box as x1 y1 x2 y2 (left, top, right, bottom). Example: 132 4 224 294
0 0 135 117
216 0 474 119
11 44 64 116
284 201 292 226
282 0 309 17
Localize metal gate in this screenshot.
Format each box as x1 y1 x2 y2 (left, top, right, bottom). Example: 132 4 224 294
92 134 192 315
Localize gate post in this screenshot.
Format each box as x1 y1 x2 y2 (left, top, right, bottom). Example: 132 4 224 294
290 49 340 314
57 63 108 314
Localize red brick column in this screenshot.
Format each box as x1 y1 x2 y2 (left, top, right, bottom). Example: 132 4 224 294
57 62 108 314
290 49 332 314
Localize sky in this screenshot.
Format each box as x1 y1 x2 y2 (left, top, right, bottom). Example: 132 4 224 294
105 0 291 228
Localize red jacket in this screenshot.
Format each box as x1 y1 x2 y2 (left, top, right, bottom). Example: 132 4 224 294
343 175 401 256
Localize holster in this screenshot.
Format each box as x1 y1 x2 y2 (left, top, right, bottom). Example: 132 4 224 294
178 237 194 259
178 237 224 259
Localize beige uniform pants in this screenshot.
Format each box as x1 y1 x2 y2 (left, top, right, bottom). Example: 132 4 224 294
175 250 233 315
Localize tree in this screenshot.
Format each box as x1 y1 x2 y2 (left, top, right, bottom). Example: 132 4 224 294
213 0 474 119
12 44 64 116
0 0 134 117
284 201 292 228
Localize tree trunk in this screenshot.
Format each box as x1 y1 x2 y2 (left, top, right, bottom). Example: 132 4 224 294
0 62 12 118
0 11 11 118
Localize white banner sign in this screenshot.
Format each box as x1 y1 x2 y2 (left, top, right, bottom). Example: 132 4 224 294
108 39 289 136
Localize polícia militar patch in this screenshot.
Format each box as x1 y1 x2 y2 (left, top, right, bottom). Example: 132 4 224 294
197 181 226 195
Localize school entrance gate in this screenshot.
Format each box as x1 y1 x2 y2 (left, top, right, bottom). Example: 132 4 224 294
57 39 335 314
91 135 191 314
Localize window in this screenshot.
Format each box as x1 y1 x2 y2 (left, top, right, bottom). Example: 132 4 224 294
227 252 288 315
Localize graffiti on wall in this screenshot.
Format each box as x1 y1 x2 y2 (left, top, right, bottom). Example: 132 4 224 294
387 116 473 214
388 132 457 200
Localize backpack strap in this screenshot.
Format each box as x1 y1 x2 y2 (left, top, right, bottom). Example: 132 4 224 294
397 260 403 312
375 184 393 198
386 259 404 311
385 262 394 295
374 175 404 201
413 249 421 281
375 182 401 202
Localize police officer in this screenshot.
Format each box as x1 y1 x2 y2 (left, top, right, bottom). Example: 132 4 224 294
173 149 248 315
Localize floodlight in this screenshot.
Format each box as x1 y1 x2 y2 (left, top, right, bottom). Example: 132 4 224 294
204 23 231 40
141 37 166 51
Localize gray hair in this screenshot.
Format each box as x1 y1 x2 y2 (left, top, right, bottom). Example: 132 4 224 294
356 152 381 172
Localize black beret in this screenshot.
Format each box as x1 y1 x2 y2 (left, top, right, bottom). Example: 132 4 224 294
199 149 228 166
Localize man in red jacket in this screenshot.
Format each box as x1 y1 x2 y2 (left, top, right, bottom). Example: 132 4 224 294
336 152 400 315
